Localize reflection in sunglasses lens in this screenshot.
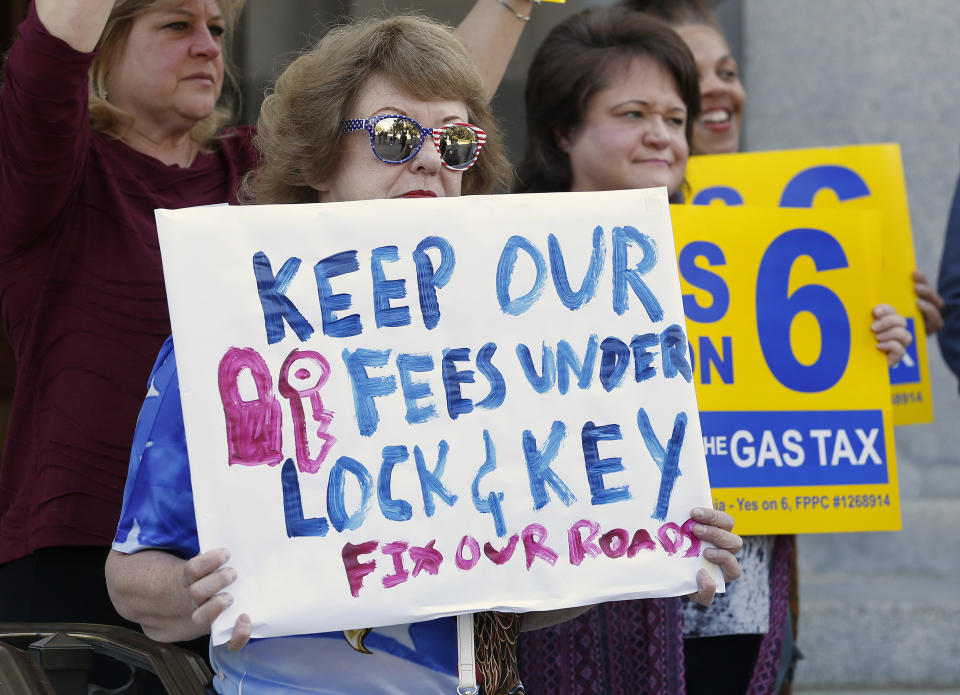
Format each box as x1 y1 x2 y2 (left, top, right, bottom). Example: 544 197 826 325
372 117 421 162
440 125 478 169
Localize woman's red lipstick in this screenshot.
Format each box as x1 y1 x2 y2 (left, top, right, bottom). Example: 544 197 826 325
401 190 437 198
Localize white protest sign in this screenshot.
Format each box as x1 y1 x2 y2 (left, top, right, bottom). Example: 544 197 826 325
157 189 717 645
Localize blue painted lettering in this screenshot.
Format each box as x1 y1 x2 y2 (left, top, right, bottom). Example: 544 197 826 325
253 252 314 345
581 422 630 505
523 421 576 510
371 246 410 329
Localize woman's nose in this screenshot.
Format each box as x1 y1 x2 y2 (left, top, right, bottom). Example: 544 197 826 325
408 135 442 175
191 27 222 60
699 71 725 96
642 118 669 148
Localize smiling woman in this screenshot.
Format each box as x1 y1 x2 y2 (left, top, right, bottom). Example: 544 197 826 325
620 0 745 157
513 6 700 199
673 22 745 155
561 55 690 194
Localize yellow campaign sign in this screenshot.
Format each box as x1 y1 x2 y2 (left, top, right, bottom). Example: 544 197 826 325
686 144 931 425
672 205 900 535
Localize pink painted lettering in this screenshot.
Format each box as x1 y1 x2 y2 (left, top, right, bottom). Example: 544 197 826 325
218 347 283 467
456 535 481 571
483 534 520 565
381 541 409 588
521 523 558 570
410 540 443 577
627 528 656 557
599 528 629 559
657 522 683 555
279 349 336 474
680 518 702 558
567 519 602 566
342 540 379 597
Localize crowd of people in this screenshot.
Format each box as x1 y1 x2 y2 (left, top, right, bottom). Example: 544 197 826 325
0 0 953 694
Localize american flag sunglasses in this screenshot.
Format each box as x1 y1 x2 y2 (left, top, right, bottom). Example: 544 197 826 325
342 114 486 171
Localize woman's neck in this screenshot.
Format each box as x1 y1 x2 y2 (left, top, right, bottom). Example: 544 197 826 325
121 126 199 168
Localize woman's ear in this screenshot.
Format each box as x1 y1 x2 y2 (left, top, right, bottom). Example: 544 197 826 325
555 125 573 154
307 170 331 202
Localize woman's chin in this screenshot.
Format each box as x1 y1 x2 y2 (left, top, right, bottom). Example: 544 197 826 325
175 100 219 126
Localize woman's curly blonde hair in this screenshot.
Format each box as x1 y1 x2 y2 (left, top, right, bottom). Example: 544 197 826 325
242 14 512 204
89 0 245 145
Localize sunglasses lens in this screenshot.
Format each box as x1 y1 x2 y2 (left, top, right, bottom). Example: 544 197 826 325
437 125 479 170
371 117 422 163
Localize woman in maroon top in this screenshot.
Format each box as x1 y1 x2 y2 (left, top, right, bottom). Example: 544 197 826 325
0 0 537 631
0 0 256 629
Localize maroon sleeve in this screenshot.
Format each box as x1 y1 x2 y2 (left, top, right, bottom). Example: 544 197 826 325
0 2 95 253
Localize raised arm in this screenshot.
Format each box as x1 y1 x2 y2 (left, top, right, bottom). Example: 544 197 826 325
0 1 113 252
35 0 114 52
456 0 538 101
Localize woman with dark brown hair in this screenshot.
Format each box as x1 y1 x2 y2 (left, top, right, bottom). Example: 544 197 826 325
514 8 744 694
104 11 596 693
514 5 912 694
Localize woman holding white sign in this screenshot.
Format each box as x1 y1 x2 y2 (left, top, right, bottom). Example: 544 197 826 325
104 9 745 693
0 0 538 661
106 13 556 695
514 7 744 695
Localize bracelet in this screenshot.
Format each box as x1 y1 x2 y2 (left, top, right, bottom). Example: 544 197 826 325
496 0 536 22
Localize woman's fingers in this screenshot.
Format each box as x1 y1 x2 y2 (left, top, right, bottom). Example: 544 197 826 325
183 549 235 602
876 339 908 366
183 548 230 587
690 507 743 586
689 568 716 606
913 270 946 308
917 297 944 334
872 304 911 365
191 591 234 631
912 270 945 335
871 303 907 332
691 507 741 552
187 565 238 607
703 546 742 581
227 613 252 651
182 548 238 630
691 506 736 533
692 521 742 553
